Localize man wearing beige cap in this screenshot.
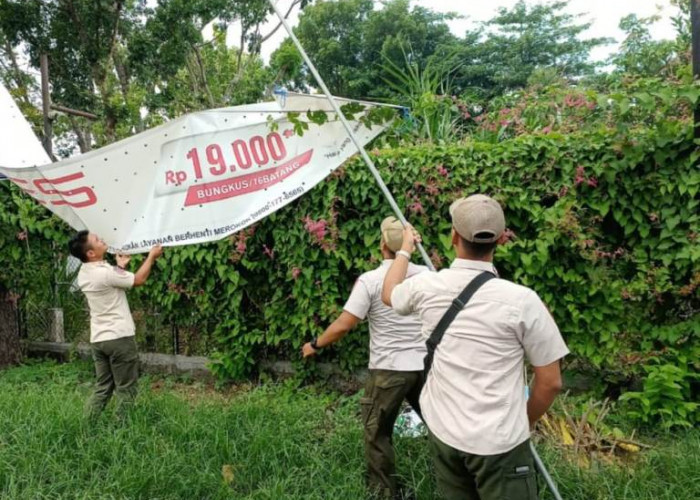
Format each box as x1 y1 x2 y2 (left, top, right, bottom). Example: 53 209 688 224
382 195 568 500
302 216 428 498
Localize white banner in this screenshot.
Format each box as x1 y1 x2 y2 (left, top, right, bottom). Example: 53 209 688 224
0 89 392 252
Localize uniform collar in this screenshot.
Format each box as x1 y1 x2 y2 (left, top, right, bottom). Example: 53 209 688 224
450 258 498 275
83 260 109 267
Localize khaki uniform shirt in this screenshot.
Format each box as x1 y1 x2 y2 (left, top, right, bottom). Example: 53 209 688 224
343 260 427 371
77 261 136 344
391 259 569 455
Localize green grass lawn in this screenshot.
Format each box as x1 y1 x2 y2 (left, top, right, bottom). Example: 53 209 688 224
0 361 697 500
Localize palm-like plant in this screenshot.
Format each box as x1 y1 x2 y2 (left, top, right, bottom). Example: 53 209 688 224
381 45 464 142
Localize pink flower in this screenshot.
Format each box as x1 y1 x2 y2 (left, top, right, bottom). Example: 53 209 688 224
263 245 274 259
16 231 27 241
292 267 302 280
541 126 552 134
437 165 449 177
303 216 327 241
408 202 424 214
587 177 598 188
501 228 516 243
558 186 569 198
574 165 586 186
236 241 247 253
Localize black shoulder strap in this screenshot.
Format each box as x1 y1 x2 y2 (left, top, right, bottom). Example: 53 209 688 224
424 271 495 377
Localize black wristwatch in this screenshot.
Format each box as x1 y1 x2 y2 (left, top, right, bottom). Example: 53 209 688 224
310 338 321 350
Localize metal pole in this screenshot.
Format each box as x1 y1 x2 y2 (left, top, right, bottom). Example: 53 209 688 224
531 441 564 500
267 0 435 271
692 0 700 140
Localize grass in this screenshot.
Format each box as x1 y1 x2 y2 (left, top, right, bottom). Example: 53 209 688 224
0 361 698 500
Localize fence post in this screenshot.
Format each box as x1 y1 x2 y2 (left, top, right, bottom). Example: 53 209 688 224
48 307 65 343
172 323 179 355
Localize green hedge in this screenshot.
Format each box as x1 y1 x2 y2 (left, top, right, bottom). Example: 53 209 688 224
130 121 700 428
2 119 698 427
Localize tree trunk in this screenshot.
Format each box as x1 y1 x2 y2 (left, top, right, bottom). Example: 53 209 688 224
0 288 21 368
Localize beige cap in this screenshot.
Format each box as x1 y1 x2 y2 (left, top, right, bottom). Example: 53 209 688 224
380 216 404 252
450 194 505 243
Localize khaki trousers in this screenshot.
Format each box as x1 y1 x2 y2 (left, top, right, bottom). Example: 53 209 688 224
361 369 424 498
87 336 140 418
429 432 538 500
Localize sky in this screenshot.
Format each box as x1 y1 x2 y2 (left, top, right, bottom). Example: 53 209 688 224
217 0 681 64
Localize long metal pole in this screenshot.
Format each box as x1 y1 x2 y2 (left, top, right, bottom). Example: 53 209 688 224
267 0 435 271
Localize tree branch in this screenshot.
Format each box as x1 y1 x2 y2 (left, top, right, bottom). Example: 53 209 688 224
191 43 215 107
1 39 32 106
260 0 302 45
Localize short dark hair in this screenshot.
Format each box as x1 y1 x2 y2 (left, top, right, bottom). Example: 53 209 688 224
459 236 498 259
68 230 91 262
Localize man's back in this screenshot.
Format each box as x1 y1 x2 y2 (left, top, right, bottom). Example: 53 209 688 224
391 259 569 455
344 260 427 371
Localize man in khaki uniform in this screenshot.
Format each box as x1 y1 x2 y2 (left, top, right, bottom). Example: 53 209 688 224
69 230 163 418
302 217 427 498
382 195 568 500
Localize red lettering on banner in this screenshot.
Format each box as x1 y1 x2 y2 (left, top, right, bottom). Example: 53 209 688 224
185 132 286 179
33 173 97 208
184 149 313 207
9 173 97 208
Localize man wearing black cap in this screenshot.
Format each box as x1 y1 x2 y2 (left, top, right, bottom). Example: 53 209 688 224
381 195 568 500
302 216 428 498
